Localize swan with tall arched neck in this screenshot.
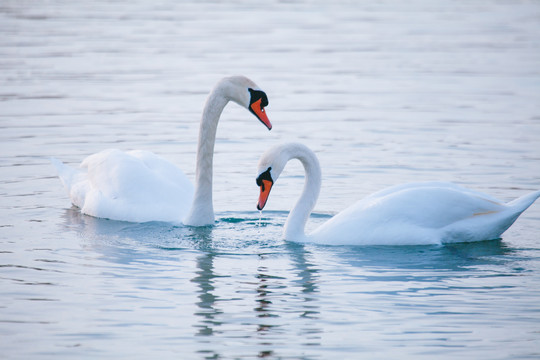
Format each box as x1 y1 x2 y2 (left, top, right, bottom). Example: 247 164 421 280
52 76 272 226
256 143 540 245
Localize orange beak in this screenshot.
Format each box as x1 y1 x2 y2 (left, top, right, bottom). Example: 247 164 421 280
250 99 272 130
257 179 273 210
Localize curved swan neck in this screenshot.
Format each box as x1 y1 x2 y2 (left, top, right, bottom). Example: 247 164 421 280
184 86 230 226
283 146 322 239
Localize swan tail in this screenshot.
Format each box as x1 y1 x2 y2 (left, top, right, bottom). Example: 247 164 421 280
444 190 540 243
507 190 540 215
50 157 78 191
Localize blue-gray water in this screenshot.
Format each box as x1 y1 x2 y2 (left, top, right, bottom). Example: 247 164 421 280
1 1 540 359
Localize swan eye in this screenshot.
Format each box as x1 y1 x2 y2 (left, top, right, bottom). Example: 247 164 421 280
256 167 273 189
260 93 269 108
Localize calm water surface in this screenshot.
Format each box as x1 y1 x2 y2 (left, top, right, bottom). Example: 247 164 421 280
1 1 540 359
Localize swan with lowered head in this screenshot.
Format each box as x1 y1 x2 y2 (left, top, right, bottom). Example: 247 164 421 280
256 143 540 245
52 75 271 226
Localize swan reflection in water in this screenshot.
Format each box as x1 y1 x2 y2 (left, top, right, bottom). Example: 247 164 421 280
60 208 322 358
189 230 322 358
59 206 524 358
190 227 222 339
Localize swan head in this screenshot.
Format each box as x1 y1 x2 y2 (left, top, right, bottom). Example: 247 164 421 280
256 167 274 210
255 144 295 210
219 76 272 130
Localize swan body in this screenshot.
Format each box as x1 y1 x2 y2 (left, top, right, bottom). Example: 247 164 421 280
51 149 194 223
256 143 540 245
53 76 271 225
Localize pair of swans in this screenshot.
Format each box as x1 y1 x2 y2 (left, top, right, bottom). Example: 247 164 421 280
53 76 539 245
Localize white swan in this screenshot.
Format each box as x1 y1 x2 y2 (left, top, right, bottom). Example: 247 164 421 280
256 143 540 245
52 75 272 226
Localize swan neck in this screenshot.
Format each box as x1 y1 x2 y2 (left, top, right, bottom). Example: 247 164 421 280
284 149 321 240
185 89 229 225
